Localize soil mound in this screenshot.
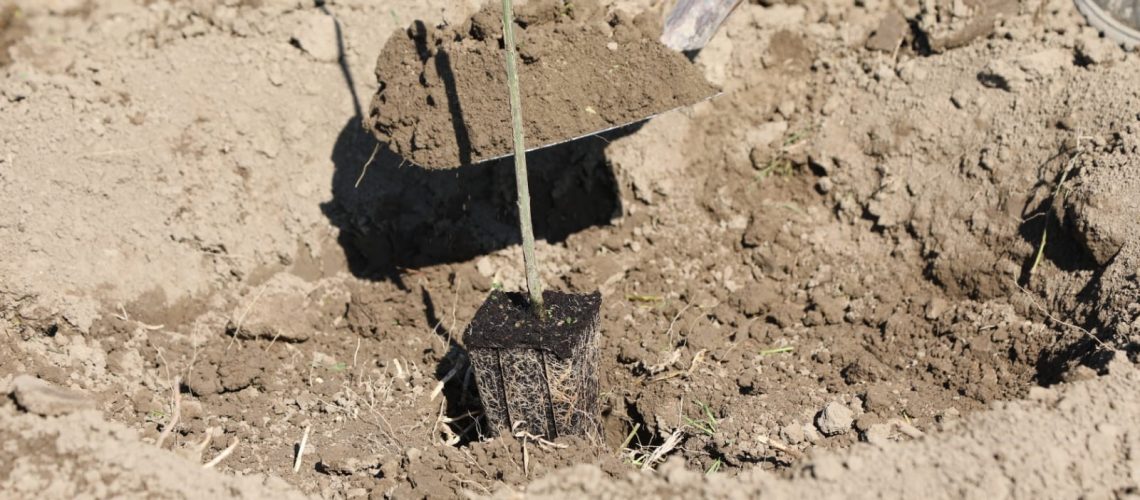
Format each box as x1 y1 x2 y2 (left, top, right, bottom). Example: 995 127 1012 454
366 0 718 168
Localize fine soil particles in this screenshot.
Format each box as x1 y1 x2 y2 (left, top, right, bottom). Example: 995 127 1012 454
2 0 1140 498
367 0 719 168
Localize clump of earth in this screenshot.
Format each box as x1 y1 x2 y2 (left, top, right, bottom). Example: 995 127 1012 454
367 0 718 168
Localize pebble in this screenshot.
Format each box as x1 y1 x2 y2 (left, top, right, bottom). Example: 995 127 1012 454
816 401 854 436
405 447 422 462
780 421 805 444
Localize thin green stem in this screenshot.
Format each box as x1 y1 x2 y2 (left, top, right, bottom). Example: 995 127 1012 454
500 0 544 316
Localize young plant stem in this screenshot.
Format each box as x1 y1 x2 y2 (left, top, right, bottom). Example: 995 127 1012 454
500 0 545 316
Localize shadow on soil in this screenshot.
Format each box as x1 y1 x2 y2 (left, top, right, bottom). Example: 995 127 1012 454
321 118 630 285
317 11 636 443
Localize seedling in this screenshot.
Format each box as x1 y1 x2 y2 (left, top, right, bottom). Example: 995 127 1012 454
1028 149 1083 279
706 457 723 475
462 0 602 440
683 400 718 436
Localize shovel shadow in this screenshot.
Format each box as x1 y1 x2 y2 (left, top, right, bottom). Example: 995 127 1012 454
320 117 636 284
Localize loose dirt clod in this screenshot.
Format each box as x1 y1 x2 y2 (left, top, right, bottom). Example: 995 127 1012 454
367 0 718 167
816 402 854 436
9 375 95 417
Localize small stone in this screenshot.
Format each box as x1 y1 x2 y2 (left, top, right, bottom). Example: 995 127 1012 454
405 447 422 462
864 10 907 53
1076 35 1119 65
606 42 619 51
816 177 833 194
737 283 778 317
816 401 854 436
10 375 95 417
803 422 822 443
780 421 805 444
861 384 898 412
925 297 948 320
747 121 789 153
318 455 363 475
346 488 368 499
777 100 796 118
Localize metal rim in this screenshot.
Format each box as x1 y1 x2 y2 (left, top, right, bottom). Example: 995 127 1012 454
1074 0 1140 48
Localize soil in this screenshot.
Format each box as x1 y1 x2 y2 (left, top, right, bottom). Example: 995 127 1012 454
2 0 1140 498
466 290 602 438
367 0 719 168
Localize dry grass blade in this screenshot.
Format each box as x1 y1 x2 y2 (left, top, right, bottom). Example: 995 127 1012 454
640 428 684 471
155 376 182 449
1028 150 1082 279
1013 280 1110 350
293 424 311 473
203 437 240 469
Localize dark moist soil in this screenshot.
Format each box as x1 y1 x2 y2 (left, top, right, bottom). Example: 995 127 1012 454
366 0 719 168
465 290 601 358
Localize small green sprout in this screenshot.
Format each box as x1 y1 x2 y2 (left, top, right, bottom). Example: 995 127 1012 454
683 400 717 436
706 457 723 475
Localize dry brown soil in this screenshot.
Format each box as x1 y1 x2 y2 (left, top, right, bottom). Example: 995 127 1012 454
1 0 1139 498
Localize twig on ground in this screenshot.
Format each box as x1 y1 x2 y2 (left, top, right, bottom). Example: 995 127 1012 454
293 424 311 473
194 429 213 458
203 437 240 469
355 143 382 188
512 421 568 476
227 285 267 352
155 376 182 449
640 428 684 471
666 303 693 346
754 434 803 460
352 337 362 368
115 304 165 330
431 362 461 401
619 423 641 451
649 348 708 382
1013 280 1110 350
759 346 794 357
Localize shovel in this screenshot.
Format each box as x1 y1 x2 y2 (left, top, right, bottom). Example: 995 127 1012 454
470 0 742 162
370 0 743 168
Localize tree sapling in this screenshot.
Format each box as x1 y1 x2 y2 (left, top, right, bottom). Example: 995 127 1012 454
462 0 602 440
